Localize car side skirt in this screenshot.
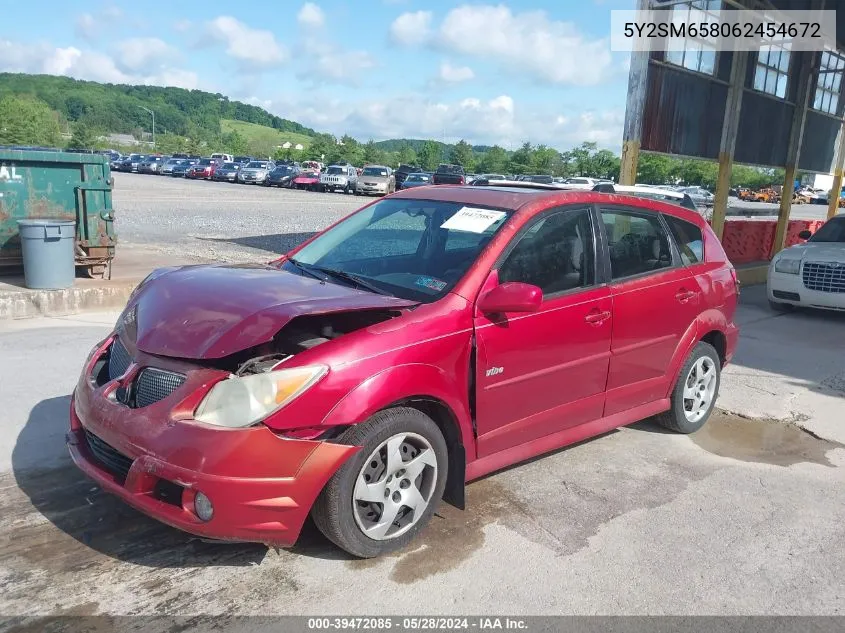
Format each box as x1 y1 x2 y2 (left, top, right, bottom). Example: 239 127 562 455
465 398 670 481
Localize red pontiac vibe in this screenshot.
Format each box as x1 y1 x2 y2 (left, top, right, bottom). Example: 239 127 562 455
68 185 739 558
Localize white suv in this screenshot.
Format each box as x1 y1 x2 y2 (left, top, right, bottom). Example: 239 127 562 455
320 164 358 194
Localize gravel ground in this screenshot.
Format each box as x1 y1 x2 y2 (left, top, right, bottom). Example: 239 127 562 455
111 173 364 262
110 174 836 266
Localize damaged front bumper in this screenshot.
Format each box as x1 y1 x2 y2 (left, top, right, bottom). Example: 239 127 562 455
67 336 359 546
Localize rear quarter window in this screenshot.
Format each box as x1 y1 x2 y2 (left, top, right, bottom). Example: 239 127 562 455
664 215 704 265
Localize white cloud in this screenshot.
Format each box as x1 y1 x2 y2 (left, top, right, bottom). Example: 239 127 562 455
389 11 432 46
0 39 199 90
75 14 97 40
74 8 123 41
252 92 622 151
393 4 612 86
203 16 288 67
116 37 176 72
297 3 325 29
438 61 474 83
173 19 193 32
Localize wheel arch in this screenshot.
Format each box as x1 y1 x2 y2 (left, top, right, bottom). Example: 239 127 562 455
321 365 472 511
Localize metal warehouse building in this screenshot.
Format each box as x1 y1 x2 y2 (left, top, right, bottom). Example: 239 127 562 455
621 0 845 281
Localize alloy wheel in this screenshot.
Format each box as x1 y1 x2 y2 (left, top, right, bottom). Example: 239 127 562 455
352 432 438 540
683 356 717 423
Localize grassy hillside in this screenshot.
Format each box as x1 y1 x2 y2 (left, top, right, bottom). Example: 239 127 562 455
221 119 312 151
0 73 316 144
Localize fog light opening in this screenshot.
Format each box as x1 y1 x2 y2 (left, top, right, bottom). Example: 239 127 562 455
194 491 214 522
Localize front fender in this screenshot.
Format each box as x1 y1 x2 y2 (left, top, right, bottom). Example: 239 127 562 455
321 363 476 460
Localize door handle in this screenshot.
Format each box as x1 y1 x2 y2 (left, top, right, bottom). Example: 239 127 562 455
675 289 697 303
585 309 611 325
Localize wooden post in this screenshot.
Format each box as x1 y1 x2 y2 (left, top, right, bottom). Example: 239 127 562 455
712 51 748 240
827 123 845 219
619 0 650 186
773 51 814 255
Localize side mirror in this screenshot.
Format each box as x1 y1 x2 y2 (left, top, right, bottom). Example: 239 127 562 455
478 282 543 314
798 229 812 240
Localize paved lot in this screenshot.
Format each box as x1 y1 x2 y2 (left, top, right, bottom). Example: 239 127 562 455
110 174 834 267
1 285 844 618
111 173 362 263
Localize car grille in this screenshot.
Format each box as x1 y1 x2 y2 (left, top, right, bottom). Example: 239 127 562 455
134 368 186 408
109 338 132 380
802 261 845 293
84 429 133 483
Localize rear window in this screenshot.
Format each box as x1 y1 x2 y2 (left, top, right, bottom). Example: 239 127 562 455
664 215 704 265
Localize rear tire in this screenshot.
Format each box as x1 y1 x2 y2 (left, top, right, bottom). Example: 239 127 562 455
312 407 448 558
655 342 720 434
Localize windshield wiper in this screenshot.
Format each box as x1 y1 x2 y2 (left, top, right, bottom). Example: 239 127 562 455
310 266 392 296
286 258 326 282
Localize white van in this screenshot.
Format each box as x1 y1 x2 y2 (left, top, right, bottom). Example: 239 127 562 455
211 153 234 162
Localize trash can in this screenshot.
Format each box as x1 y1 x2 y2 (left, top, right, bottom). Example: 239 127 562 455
17 219 76 290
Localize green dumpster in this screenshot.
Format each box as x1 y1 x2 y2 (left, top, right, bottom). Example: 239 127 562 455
0 149 116 279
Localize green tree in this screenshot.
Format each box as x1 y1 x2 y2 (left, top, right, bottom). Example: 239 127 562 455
477 145 508 173
636 153 674 184
508 142 534 175
418 140 441 171
222 129 248 155
449 139 475 171
591 149 621 180
67 122 95 150
363 140 386 165
0 95 62 146
531 145 561 174
397 143 417 166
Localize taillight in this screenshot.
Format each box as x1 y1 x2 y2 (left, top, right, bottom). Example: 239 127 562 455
459 176 465 184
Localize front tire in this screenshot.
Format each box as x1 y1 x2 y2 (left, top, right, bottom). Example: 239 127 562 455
312 407 448 558
655 342 720 434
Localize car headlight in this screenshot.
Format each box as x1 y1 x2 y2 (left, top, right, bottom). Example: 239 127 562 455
194 365 328 428
774 258 801 274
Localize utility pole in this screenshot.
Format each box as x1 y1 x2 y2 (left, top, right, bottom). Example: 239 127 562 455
139 106 155 149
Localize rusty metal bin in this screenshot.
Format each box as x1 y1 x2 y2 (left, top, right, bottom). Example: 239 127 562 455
0 149 116 279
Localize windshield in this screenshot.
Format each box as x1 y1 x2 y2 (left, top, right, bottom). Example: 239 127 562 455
809 217 845 242
300 171 318 178
198 159 213 165
274 166 294 174
222 162 237 168
327 166 344 175
362 167 389 177
246 161 270 169
285 198 512 302
407 174 429 182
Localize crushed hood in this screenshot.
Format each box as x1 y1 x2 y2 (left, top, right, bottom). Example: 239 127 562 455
130 264 417 359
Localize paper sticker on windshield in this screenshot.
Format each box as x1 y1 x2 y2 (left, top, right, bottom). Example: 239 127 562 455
440 207 506 233
415 276 447 292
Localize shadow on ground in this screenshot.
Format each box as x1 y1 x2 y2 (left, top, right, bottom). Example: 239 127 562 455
196 232 318 256
10 395 350 569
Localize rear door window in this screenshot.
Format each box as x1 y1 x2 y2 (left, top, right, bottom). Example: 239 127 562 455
664 215 704 265
600 209 673 279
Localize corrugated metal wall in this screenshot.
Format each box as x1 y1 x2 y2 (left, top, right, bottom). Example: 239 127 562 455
641 64 727 160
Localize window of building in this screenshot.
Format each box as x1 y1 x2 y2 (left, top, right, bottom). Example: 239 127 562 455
498 208 595 296
753 41 791 98
664 1 720 76
814 49 845 115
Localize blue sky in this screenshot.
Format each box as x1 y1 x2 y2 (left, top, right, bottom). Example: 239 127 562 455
0 0 634 150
